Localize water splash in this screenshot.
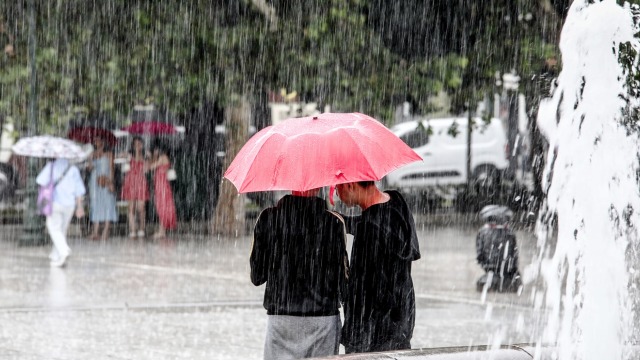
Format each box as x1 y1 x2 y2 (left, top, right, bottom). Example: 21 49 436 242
535 1 640 359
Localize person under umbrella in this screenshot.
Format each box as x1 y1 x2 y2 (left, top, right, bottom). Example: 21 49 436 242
225 112 423 358
36 158 86 267
335 181 421 353
12 135 90 267
86 135 117 240
146 141 176 239
250 188 349 359
120 136 149 238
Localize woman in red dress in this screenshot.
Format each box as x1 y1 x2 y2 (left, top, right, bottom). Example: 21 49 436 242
121 136 149 238
147 143 176 239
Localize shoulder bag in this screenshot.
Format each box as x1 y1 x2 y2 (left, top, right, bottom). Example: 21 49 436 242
37 164 71 216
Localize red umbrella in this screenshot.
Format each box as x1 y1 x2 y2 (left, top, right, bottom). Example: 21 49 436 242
224 112 422 193
67 127 116 147
122 121 176 135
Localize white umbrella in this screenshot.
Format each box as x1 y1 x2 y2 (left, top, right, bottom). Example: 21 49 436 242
12 135 91 160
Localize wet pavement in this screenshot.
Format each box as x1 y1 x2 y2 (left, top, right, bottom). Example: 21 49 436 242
0 216 547 359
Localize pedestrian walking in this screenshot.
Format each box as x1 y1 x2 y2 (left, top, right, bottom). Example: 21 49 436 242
335 181 421 354
87 135 117 240
36 158 86 267
121 136 149 238
147 142 176 239
250 188 349 360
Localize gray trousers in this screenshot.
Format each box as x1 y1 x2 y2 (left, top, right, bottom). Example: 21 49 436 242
264 314 340 360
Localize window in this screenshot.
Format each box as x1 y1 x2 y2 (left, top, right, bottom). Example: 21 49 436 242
400 130 429 148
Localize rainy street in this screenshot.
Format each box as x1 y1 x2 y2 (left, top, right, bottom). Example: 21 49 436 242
0 215 545 360
4 1 640 358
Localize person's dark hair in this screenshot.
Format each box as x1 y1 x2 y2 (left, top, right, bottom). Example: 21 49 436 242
129 136 145 157
356 181 375 188
94 134 111 152
151 140 170 157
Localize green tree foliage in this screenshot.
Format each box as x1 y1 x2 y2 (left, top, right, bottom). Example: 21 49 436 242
365 0 562 111
267 0 468 119
0 0 565 133
1 1 271 131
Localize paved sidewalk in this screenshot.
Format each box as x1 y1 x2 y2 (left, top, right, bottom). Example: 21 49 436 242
0 221 546 360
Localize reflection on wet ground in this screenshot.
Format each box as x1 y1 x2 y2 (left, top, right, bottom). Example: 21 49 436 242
0 216 546 359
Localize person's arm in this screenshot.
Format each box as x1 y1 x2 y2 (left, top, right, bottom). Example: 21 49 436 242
107 152 116 191
249 211 271 286
105 152 114 179
146 154 169 172
71 167 86 218
335 218 349 304
325 210 350 303
35 162 51 186
75 196 85 218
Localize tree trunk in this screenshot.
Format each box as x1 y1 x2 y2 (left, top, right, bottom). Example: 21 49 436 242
211 97 250 236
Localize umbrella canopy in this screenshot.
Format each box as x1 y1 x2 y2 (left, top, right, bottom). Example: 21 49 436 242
67 127 117 147
224 112 422 193
122 121 176 135
12 135 90 159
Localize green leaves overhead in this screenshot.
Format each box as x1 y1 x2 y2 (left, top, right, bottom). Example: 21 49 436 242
1 0 562 131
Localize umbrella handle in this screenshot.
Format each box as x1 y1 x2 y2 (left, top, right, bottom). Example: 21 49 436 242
329 185 336 206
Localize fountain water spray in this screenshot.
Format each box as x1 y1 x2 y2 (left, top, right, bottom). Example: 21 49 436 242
536 1 640 359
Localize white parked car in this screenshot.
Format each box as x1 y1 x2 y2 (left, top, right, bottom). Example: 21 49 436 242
384 117 509 199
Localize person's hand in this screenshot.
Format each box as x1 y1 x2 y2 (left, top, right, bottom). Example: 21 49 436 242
75 206 85 218
97 175 108 187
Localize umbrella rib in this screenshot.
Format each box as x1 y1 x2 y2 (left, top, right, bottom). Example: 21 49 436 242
236 131 287 192
335 126 420 181
335 128 381 178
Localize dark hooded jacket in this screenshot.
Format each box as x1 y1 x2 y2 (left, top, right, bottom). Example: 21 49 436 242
341 190 421 353
476 224 519 275
250 195 348 316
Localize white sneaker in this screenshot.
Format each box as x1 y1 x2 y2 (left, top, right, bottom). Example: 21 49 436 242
50 253 69 267
137 230 145 238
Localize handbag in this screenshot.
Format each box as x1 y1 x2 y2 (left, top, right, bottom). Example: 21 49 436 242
37 163 70 216
166 168 177 181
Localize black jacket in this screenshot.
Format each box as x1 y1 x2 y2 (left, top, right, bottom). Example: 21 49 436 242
476 224 519 275
341 190 421 353
250 195 348 316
